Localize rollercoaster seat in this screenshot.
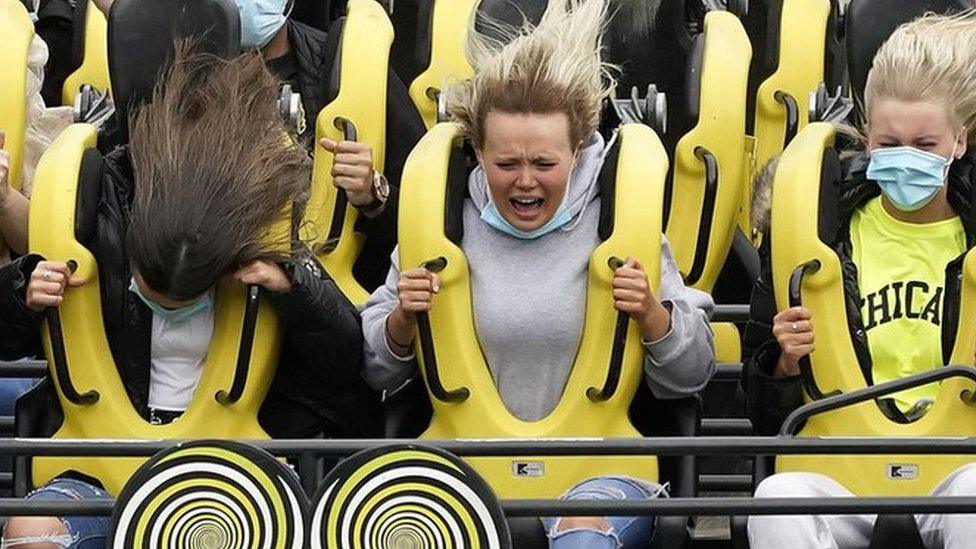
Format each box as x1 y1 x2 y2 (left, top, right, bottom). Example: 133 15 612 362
303 0 427 303
1 0 34 193
397 119 699 547
15 0 299 496
61 0 110 106
744 0 845 183
735 122 976 546
844 0 972 125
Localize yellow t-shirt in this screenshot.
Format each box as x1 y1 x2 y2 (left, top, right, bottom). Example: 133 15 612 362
850 196 966 411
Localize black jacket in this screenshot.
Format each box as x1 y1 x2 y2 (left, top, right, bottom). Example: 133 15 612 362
283 20 426 292
742 152 976 435
0 146 382 438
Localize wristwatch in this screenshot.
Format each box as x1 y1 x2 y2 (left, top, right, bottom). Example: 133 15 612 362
358 171 390 218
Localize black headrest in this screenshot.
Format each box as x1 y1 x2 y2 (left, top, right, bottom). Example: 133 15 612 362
473 0 547 37
846 0 970 120
741 0 782 133
108 0 241 143
390 0 423 84
75 148 104 249
292 0 335 32
605 0 691 100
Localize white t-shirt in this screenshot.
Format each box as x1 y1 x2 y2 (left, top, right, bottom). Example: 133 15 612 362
147 303 215 412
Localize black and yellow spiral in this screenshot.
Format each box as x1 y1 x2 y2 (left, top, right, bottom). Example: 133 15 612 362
310 444 511 549
109 440 307 549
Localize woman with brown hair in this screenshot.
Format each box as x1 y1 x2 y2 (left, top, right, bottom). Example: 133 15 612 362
0 47 378 548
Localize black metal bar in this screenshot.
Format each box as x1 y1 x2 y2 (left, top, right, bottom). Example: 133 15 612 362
774 90 800 148
588 257 629 402
216 285 260 405
684 147 719 286
322 117 358 253
0 361 48 378
712 304 750 323
45 307 99 405
701 418 753 436
417 257 469 403
500 496 976 517
787 260 838 401
781 365 976 436
699 474 753 492
2 437 976 457
5 496 976 518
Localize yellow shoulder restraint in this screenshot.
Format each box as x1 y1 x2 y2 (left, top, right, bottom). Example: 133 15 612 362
664 11 750 363
0 0 33 192
398 122 667 498
28 125 286 495
61 0 111 106
771 123 976 496
304 0 390 305
407 0 477 129
751 0 830 181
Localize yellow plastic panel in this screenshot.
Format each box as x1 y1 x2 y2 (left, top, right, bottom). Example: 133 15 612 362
0 0 34 191
408 0 477 128
712 322 741 363
398 123 667 497
304 0 392 305
752 0 829 179
61 0 111 105
769 123 976 495
28 125 282 494
666 11 751 294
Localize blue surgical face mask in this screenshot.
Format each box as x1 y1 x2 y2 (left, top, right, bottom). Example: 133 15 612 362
128 278 212 323
236 0 290 49
866 145 955 212
478 159 577 240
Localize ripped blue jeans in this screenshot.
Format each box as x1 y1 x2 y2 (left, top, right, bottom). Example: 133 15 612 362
542 475 665 549
2 477 111 548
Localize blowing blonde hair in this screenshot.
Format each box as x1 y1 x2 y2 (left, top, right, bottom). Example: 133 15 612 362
865 10 976 147
443 0 615 150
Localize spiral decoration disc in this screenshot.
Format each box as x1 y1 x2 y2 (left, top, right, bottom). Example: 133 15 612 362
109 440 307 549
310 444 511 549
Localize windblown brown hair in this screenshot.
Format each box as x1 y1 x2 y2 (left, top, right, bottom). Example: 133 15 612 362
126 44 310 300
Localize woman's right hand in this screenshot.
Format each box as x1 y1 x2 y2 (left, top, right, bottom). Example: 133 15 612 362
26 261 85 312
771 306 814 377
386 268 440 356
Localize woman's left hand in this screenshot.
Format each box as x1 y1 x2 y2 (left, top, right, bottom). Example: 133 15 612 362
232 260 292 294
612 257 671 341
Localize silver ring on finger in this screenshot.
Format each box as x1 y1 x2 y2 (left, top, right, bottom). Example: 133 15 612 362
42 271 53 281
791 322 798 334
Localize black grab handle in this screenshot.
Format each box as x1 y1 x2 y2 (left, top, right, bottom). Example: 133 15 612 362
216 284 261 405
588 256 630 402
788 260 839 401
46 306 99 406
684 147 718 286
781 365 976 436
322 117 359 253
774 90 800 149
416 257 470 403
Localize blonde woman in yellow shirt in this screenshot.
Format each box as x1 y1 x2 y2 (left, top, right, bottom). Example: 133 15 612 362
743 11 976 549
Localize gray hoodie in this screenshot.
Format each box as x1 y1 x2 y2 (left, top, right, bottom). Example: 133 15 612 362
361 133 716 421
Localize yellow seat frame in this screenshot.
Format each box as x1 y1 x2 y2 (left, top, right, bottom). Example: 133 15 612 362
0 0 33 192
304 0 391 305
61 0 111 106
28 125 285 495
770 123 976 496
398 122 667 498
